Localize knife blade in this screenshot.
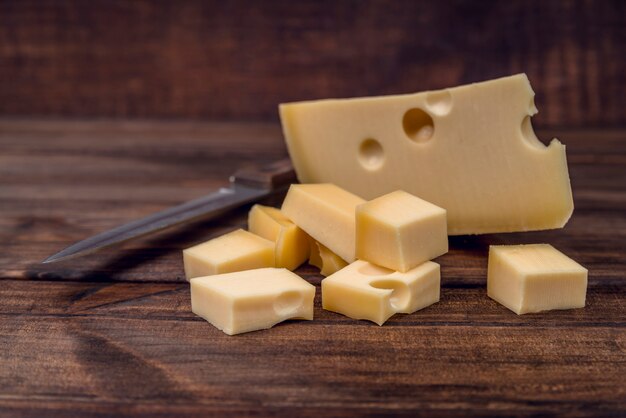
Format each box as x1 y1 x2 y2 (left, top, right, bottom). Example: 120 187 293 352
43 159 296 263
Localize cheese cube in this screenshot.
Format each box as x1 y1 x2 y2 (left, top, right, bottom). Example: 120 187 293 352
248 205 310 270
356 190 448 272
280 74 573 234
191 268 315 335
309 240 348 276
488 244 588 314
281 184 365 262
322 260 440 325
183 229 274 280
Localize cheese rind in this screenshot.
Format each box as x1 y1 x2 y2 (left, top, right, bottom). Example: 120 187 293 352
280 74 573 235
190 268 315 335
487 244 588 314
248 205 310 270
356 190 448 272
322 260 440 325
183 229 274 280
281 184 365 262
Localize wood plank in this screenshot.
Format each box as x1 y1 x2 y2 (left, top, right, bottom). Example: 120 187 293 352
0 120 624 417
0 1 624 128
1 279 624 326
1 316 624 417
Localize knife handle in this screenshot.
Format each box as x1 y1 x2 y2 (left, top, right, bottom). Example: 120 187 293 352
232 158 297 190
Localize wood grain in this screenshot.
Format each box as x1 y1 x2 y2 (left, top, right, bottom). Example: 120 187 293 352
0 120 624 417
0 0 624 128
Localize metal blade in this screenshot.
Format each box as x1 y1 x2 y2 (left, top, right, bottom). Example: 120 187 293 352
43 183 270 263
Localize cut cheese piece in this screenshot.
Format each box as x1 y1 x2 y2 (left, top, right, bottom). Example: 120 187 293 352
308 238 323 270
191 268 315 335
309 240 348 276
281 184 365 262
248 205 310 270
317 242 349 277
183 229 274 280
356 190 448 272
322 260 440 325
488 244 588 314
280 73 573 235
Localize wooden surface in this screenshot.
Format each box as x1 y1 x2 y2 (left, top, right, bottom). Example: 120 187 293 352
1 120 625 417
1 0 624 128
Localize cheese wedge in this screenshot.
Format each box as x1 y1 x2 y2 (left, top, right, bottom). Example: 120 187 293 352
191 268 315 335
322 260 440 325
280 74 573 235
248 205 310 270
488 244 588 314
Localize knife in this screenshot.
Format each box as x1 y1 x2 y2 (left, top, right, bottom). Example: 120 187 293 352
43 159 296 263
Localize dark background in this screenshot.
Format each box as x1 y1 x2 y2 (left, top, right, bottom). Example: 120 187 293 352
0 0 624 128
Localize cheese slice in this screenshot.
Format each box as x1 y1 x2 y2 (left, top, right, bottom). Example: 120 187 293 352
322 260 440 325
356 190 448 272
248 205 310 270
281 184 365 262
280 74 573 235
183 229 274 280
191 268 315 335
488 244 587 314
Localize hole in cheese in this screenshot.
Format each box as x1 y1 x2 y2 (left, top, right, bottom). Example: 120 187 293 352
521 115 547 149
425 90 452 116
358 138 385 170
369 279 410 311
402 108 434 143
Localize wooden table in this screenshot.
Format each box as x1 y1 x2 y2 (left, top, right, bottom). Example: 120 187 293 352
1 120 624 417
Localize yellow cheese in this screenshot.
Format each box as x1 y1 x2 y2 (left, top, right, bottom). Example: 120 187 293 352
488 244 587 314
183 229 274 280
280 74 573 235
356 190 447 272
322 260 440 325
248 204 310 271
281 184 365 262
191 268 315 335
309 241 348 277
308 238 323 269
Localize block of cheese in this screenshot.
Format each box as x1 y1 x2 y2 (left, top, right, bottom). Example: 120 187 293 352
356 190 447 272
322 260 440 325
183 229 274 280
191 268 315 335
281 184 365 262
309 240 349 276
280 74 573 235
248 205 310 270
488 244 588 314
